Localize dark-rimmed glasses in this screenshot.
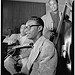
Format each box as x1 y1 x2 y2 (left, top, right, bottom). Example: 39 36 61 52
25 25 41 30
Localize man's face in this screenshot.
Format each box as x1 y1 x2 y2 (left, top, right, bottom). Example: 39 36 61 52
49 0 58 12
7 28 12 35
25 20 40 40
20 25 26 36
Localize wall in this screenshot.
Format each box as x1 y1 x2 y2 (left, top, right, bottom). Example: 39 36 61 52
2 0 73 35
46 0 68 13
2 1 46 35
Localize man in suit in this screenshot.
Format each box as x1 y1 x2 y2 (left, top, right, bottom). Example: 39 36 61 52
41 0 62 57
20 16 58 75
4 24 33 75
41 0 61 40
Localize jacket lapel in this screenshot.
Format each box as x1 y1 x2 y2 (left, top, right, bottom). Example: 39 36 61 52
27 36 46 70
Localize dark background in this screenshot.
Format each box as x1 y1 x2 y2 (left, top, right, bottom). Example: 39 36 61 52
2 0 46 35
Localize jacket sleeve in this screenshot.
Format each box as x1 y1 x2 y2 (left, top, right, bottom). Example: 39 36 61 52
3 34 17 45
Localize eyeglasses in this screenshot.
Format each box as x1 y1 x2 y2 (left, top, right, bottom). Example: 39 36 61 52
25 25 41 30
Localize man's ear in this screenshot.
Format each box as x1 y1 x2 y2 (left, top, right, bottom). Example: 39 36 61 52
38 26 43 32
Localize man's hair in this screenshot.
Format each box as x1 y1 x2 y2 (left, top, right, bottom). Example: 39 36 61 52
48 0 58 3
28 16 44 28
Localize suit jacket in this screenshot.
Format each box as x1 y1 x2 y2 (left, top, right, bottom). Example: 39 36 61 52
30 36 58 75
41 12 61 39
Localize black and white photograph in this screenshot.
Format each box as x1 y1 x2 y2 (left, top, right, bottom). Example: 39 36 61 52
1 0 74 75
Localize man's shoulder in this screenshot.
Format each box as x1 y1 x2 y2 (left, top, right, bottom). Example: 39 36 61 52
41 12 51 20
43 39 54 47
41 14 47 19
41 38 56 55
9 34 20 41
11 34 20 37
